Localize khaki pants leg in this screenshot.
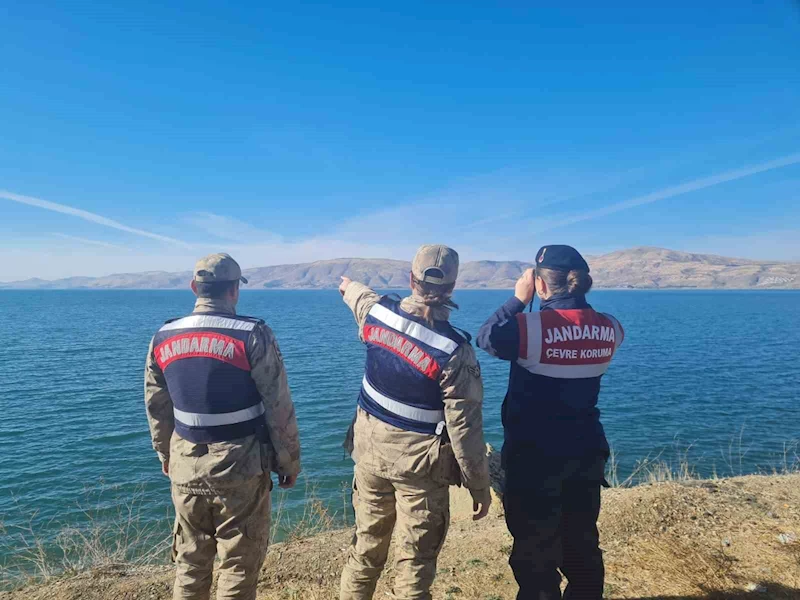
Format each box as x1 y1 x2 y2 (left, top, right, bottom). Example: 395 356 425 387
214 475 272 600
172 488 217 600
392 477 450 600
340 464 397 600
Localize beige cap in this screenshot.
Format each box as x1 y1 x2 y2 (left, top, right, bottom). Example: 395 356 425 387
412 244 459 286
194 253 248 284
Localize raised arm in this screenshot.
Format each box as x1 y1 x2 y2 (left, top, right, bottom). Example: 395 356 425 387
144 337 175 473
249 323 302 488
476 268 534 361
340 277 381 341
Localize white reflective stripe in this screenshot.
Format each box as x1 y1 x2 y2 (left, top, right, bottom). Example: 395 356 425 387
368 304 458 354
174 402 265 427
362 376 445 424
524 313 543 362
516 359 612 379
160 315 256 332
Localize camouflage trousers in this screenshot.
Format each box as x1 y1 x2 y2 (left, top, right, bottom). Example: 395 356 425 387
340 463 450 600
171 475 271 600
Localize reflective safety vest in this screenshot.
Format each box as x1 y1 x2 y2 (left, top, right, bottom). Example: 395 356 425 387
358 297 466 435
152 313 265 444
515 308 624 379
504 306 624 456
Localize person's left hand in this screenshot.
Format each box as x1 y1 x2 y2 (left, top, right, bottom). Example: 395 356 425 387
339 276 353 296
161 460 169 477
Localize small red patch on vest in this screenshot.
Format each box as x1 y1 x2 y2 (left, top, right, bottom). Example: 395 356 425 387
539 309 616 365
155 333 250 371
364 324 441 379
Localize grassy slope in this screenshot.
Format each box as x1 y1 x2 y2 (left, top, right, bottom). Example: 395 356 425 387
3 473 799 600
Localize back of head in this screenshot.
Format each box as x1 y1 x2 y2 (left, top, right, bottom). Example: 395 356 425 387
537 267 593 297
535 245 593 297
411 244 460 323
193 253 248 299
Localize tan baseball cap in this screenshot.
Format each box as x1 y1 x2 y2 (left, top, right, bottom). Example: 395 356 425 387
412 244 459 286
193 253 248 284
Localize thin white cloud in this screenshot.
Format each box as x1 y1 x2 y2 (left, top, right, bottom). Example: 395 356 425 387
532 153 800 232
0 190 192 247
183 211 282 242
52 233 129 250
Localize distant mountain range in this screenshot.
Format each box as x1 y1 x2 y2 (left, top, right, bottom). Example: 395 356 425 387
1 247 798 290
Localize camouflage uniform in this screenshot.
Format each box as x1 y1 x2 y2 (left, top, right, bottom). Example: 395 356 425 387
339 281 490 600
145 257 301 600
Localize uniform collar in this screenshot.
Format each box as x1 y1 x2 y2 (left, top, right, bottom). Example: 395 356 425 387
193 297 236 315
400 294 451 321
539 294 591 311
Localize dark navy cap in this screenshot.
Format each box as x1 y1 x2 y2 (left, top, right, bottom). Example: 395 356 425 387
535 245 590 273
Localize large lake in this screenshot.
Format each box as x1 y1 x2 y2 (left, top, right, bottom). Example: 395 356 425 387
1 289 798 569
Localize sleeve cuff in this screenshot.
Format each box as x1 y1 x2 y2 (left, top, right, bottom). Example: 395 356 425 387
343 281 371 307
276 460 302 478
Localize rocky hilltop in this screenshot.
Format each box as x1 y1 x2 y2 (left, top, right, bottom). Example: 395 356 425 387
2 247 799 290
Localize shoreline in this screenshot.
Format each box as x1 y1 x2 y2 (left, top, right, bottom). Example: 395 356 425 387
3 472 800 599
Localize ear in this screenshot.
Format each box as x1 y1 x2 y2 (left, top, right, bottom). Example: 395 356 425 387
190 280 198 296
409 272 415 292
535 275 547 297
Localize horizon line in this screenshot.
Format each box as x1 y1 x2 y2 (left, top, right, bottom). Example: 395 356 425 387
0 244 797 284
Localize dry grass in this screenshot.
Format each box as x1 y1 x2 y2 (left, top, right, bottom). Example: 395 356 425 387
271 480 351 545
606 436 800 489
3 445 800 599
0 486 170 590
4 474 800 599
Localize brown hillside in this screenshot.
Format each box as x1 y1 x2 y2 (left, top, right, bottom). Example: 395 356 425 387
2 247 798 289
4 473 799 600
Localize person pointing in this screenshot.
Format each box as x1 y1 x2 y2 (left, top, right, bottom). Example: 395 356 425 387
339 244 491 600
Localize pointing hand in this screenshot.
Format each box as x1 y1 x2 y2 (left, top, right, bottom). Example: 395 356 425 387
514 268 536 305
339 276 353 296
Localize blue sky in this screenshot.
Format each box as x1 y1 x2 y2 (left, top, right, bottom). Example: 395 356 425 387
1 1 799 280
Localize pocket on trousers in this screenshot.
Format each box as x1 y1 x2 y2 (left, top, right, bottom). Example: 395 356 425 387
430 443 461 486
244 515 269 543
171 519 182 563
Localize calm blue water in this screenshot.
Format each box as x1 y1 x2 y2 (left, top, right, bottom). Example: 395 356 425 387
1 290 799 569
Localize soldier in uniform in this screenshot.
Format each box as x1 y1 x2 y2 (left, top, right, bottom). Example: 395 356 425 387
477 245 624 600
338 244 492 600
144 253 301 600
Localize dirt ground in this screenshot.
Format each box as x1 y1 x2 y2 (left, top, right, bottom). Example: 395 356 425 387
3 474 799 600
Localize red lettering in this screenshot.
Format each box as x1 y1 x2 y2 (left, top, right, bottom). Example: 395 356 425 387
154 332 250 371
539 309 615 366
364 324 441 379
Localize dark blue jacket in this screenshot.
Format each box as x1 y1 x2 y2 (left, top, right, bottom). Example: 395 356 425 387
477 295 624 462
